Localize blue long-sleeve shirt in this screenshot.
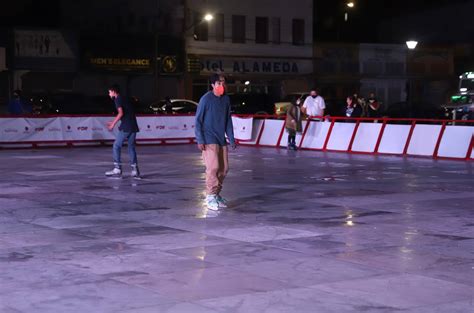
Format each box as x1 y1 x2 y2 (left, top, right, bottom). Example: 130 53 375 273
195 91 235 146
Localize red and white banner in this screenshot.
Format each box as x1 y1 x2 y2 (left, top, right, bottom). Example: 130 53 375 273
0 115 253 143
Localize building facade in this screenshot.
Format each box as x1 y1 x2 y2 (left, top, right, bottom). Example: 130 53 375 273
184 0 313 101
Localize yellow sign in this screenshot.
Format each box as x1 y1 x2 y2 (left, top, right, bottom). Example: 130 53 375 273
89 57 151 68
161 56 177 73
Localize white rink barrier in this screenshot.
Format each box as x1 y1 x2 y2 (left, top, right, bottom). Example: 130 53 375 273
238 116 474 161
1 115 473 161
0 115 253 147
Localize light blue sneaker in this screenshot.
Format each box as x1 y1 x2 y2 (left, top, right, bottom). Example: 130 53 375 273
205 195 219 211
216 195 228 208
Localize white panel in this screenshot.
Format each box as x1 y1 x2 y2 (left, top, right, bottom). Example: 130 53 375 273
232 117 253 141
351 122 383 153
378 124 411 154
437 126 474 158
326 122 356 151
0 117 64 142
90 116 115 140
279 121 307 147
259 119 284 146
239 119 264 145
300 120 331 149
137 116 196 139
407 124 442 156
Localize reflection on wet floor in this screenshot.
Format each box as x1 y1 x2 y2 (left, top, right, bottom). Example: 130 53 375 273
0 145 472 312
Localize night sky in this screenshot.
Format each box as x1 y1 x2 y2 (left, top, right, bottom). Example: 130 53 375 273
314 0 470 42
0 0 469 43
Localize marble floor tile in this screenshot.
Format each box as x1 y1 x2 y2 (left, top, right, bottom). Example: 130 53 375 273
312 273 474 309
197 287 401 313
167 242 307 266
0 145 472 312
226 256 390 287
112 266 291 301
1 280 175 313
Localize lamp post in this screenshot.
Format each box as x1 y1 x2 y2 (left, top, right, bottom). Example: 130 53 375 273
185 13 214 39
182 12 213 98
338 2 355 40
345 2 355 22
406 40 418 117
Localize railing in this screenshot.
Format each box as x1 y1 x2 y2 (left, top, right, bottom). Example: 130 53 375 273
0 113 472 161
235 115 474 161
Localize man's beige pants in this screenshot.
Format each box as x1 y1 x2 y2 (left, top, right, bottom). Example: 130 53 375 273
202 144 229 195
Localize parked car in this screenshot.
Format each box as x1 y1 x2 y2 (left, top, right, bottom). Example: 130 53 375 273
148 99 198 114
442 103 474 120
274 92 308 116
228 93 274 115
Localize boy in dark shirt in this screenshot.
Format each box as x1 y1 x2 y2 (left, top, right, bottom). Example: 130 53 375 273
106 84 141 178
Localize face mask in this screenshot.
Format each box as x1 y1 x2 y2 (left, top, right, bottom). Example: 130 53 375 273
214 85 224 96
311 95 317 99
296 99 301 105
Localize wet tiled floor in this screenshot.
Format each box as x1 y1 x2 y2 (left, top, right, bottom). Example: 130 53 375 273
0 145 472 313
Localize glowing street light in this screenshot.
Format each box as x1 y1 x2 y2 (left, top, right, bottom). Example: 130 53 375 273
344 2 355 22
204 14 214 22
406 40 418 50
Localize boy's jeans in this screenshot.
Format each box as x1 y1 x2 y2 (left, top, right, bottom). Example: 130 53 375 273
113 131 137 167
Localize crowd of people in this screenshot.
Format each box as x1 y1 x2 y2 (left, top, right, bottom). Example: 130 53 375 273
284 88 381 150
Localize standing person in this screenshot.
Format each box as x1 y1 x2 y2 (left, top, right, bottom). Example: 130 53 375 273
302 88 325 119
195 73 236 211
105 84 141 178
353 91 367 117
8 90 30 114
366 92 380 118
285 98 303 150
345 96 363 120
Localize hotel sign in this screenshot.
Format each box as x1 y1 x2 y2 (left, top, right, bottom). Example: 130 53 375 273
189 56 313 75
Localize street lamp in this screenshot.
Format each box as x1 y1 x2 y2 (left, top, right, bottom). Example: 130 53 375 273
203 14 213 22
405 40 418 117
185 13 214 32
184 13 214 40
406 40 418 50
344 2 355 22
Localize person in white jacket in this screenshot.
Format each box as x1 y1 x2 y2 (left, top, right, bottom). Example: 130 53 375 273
302 88 325 119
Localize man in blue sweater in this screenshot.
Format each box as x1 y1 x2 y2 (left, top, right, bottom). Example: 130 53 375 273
195 73 236 210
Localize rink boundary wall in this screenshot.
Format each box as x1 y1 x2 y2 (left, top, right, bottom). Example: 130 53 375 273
0 114 473 161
